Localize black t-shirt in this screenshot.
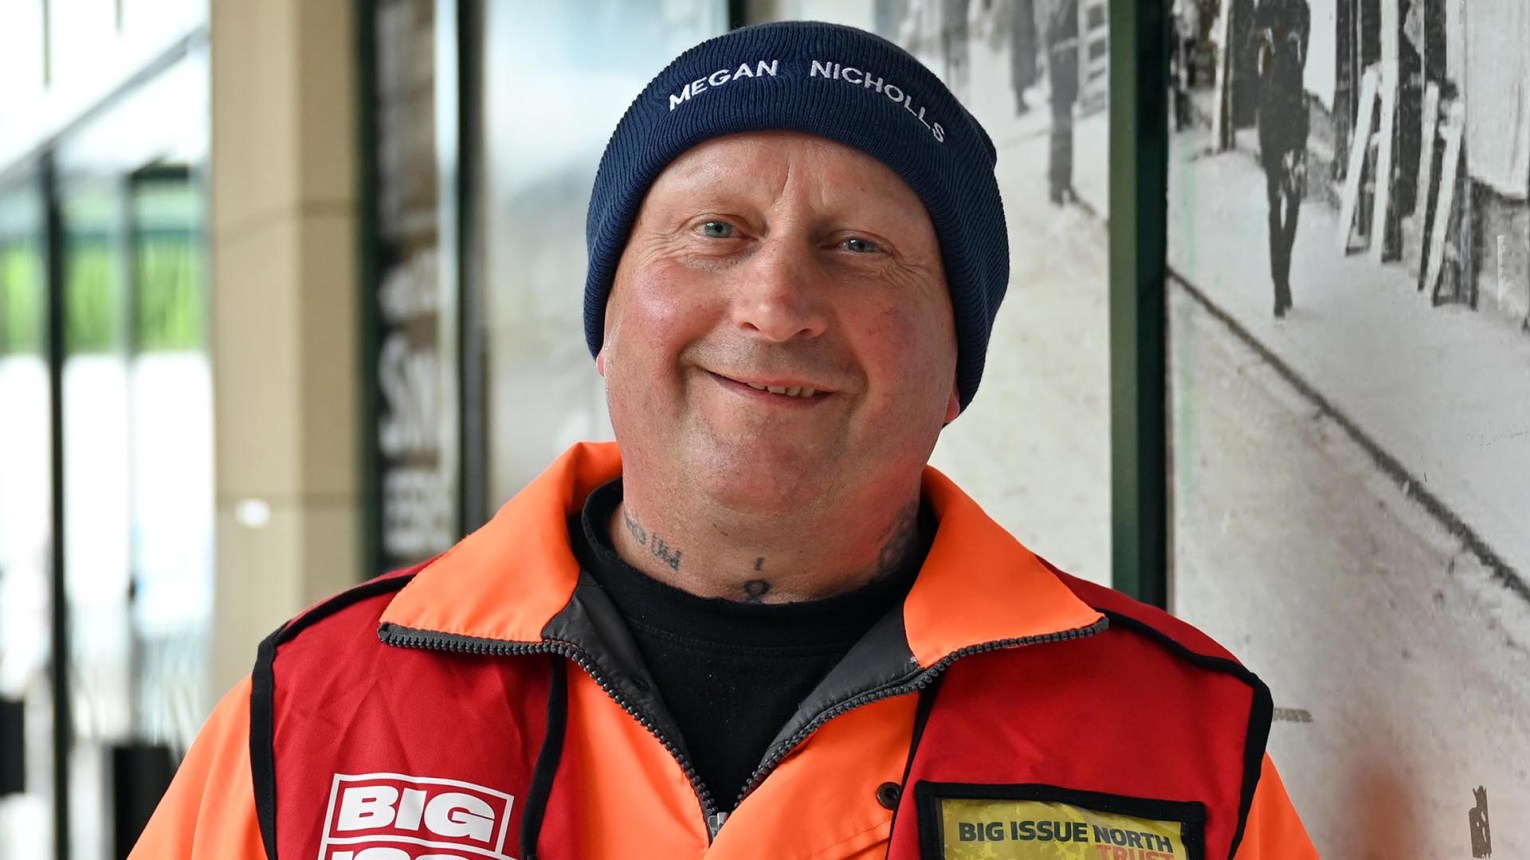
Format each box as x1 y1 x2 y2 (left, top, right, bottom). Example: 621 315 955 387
571 479 929 810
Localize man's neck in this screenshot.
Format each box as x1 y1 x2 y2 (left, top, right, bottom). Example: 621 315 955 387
608 479 924 604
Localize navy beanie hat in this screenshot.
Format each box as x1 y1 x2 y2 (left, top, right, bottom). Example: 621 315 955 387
584 20 1009 410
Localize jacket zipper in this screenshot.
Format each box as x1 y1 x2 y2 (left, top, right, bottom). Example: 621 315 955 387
380 615 1108 840
376 623 725 837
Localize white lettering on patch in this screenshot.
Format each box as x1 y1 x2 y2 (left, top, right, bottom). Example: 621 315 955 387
318 773 516 860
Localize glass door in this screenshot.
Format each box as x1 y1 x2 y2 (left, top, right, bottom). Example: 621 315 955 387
0 175 55 860
3 45 211 860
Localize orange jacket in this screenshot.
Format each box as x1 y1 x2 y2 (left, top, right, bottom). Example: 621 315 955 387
132 442 1316 859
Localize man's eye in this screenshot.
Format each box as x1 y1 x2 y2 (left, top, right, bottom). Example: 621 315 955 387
843 237 882 254
699 221 734 239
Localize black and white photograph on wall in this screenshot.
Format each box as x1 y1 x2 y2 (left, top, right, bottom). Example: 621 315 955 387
872 0 1109 211
1167 0 1530 854
765 0 1117 582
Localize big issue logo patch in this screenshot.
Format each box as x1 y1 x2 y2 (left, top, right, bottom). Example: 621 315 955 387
318 773 516 860
915 783 1206 860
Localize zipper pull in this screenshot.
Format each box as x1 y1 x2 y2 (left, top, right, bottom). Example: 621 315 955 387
707 811 729 838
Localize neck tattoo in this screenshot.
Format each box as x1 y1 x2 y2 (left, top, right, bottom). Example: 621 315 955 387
620 504 683 572
870 499 920 582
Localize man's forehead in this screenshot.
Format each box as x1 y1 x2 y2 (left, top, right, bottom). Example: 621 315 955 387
646 131 927 210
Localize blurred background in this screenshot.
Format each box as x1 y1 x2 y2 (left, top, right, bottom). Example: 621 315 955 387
0 0 1524 857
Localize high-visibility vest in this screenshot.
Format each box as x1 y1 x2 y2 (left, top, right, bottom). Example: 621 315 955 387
132 442 1316 860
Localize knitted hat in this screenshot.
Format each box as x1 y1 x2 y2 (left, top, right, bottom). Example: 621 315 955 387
584 20 1008 410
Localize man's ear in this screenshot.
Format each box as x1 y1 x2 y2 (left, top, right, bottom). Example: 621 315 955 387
943 383 961 424
596 347 608 377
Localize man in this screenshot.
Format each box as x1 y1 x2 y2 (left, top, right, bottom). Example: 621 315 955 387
1010 0 1039 115
940 0 972 102
1253 0 1310 317
1171 0 1203 131
132 22 1315 859
1045 0 1080 204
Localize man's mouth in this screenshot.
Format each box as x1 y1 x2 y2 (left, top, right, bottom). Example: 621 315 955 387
710 371 831 400
740 381 819 398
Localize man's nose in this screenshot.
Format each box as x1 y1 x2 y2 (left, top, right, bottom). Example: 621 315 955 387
730 236 829 342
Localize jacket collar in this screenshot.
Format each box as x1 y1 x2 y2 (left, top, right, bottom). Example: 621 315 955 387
380 442 1103 669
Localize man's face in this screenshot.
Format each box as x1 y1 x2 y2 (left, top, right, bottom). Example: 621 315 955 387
600 131 960 512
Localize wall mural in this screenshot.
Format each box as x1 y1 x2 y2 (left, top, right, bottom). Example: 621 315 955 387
1168 0 1529 854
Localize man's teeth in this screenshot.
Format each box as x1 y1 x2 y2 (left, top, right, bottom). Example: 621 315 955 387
744 382 818 398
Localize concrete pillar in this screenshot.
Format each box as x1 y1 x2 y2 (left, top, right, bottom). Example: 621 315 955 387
208 0 361 696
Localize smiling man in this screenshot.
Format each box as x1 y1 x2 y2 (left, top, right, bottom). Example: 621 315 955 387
600 131 957 605
133 21 1315 860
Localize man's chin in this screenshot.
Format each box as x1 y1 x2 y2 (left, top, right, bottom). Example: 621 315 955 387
684 440 840 510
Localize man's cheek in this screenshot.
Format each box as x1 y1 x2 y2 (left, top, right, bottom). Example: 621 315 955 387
632 271 708 331
875 305 954 376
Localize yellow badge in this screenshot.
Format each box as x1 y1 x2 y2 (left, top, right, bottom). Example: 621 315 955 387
916 784 1205 860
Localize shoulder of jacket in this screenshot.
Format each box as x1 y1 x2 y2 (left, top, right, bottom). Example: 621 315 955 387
266 560 430 654
1038 558 1260 683
246 560 438 857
